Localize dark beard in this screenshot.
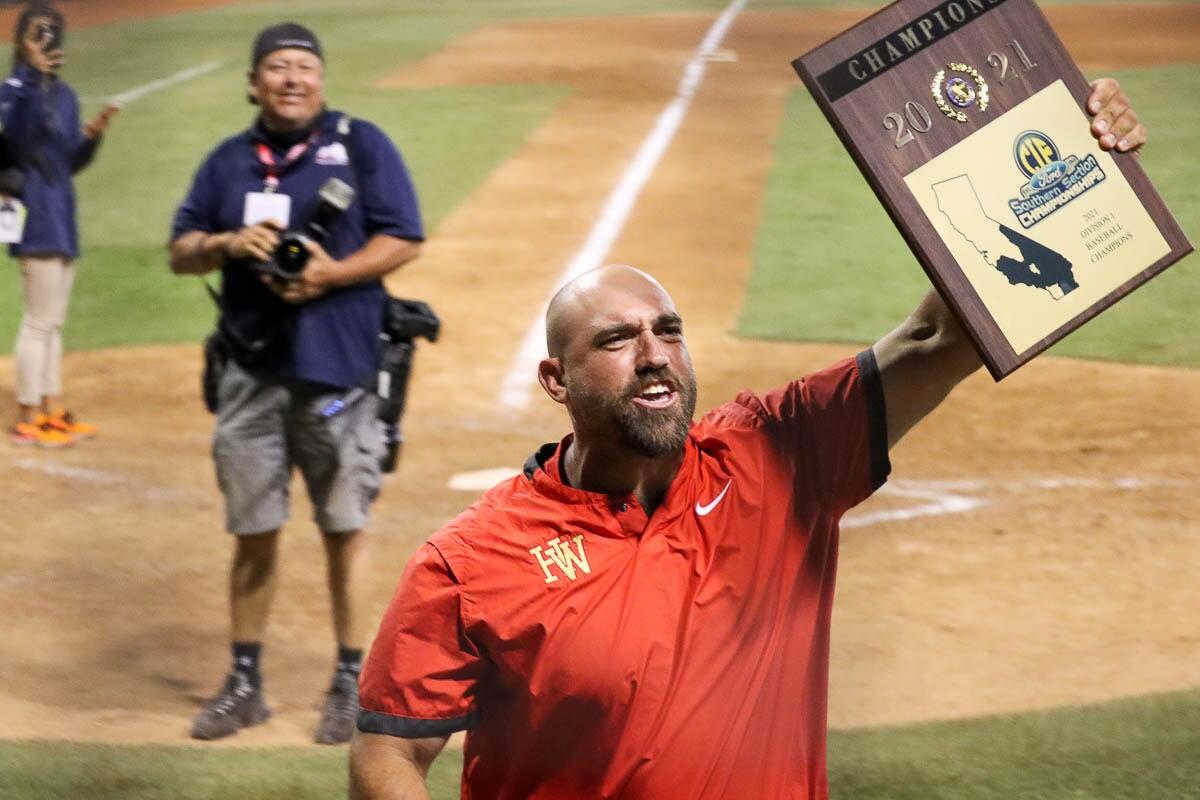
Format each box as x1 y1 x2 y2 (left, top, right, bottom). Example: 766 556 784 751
611 370 698 458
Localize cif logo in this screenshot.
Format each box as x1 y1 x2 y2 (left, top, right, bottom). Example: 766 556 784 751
1013 130 1066 190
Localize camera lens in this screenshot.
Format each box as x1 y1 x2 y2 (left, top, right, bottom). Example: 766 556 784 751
272 232 310 277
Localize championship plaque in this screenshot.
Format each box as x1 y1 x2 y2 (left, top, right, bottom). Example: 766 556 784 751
792 0 1192 379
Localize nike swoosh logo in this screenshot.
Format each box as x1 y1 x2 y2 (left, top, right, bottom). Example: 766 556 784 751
695 479 732 517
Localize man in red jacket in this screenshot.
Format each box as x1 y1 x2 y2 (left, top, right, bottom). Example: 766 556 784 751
349 78 1144 799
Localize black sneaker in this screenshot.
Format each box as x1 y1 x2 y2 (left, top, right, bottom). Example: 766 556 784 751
314 670 359 745
190 671 270 740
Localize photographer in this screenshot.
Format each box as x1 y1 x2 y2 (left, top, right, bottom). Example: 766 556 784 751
168 22 422 744
4 2 117 447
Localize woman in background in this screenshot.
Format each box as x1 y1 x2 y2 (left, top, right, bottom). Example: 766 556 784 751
3 2 116 447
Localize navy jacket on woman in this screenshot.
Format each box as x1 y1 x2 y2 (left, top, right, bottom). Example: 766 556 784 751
0 62 99 258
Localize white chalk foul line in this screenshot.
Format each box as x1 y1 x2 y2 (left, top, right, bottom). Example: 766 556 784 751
84 60 222 107
841 475 1186 529
13 457 122 485
497 0 749 409
13 457 193 503
842 480 984 529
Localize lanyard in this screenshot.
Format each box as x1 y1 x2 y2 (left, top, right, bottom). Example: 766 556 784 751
255 135 316 192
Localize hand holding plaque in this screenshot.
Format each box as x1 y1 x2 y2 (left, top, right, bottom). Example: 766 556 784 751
792 0 1191 379
1086 78 1146 154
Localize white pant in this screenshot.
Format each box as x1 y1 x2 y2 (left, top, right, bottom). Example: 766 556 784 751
14 256 75 407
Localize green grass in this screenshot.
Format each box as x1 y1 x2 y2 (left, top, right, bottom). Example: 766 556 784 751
0 0 584 349
0 740 463 800
0 0 756 350
2 689 1197 799
5 0 911 350
2 0 1192 357
740 63 1200 367
828 689 1200 799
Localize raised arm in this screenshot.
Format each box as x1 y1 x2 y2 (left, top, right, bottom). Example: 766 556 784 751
871 289 981 448
349 732 448 800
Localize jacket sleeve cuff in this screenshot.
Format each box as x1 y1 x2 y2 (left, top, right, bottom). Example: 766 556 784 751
855 348 891 491
356 708 479 738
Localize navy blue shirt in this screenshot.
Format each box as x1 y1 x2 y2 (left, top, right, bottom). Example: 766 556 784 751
171 109 423 388
0 64 101 258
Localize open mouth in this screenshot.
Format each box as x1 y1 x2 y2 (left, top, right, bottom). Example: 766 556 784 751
631 380 678 409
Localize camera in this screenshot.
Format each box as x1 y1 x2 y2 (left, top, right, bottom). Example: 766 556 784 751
36 21 62 53
377 298 441 472
256 177 355 281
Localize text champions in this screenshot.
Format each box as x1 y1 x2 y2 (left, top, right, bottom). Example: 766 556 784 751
815 0 1008 103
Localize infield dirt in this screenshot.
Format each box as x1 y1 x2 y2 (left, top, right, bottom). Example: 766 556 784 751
0 2 1197 745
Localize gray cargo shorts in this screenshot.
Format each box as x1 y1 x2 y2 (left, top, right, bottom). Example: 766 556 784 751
212 361 384 535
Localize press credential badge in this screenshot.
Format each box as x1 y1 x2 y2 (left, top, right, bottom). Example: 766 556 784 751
243 191 291 228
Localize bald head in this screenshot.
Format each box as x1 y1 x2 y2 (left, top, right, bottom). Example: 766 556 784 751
537 264 697 460
545 265 675 360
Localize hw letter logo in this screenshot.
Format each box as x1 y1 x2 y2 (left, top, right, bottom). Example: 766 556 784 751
529 535 592 584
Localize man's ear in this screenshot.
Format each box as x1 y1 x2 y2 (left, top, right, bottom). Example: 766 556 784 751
246 70 260 106
538 357 567 405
